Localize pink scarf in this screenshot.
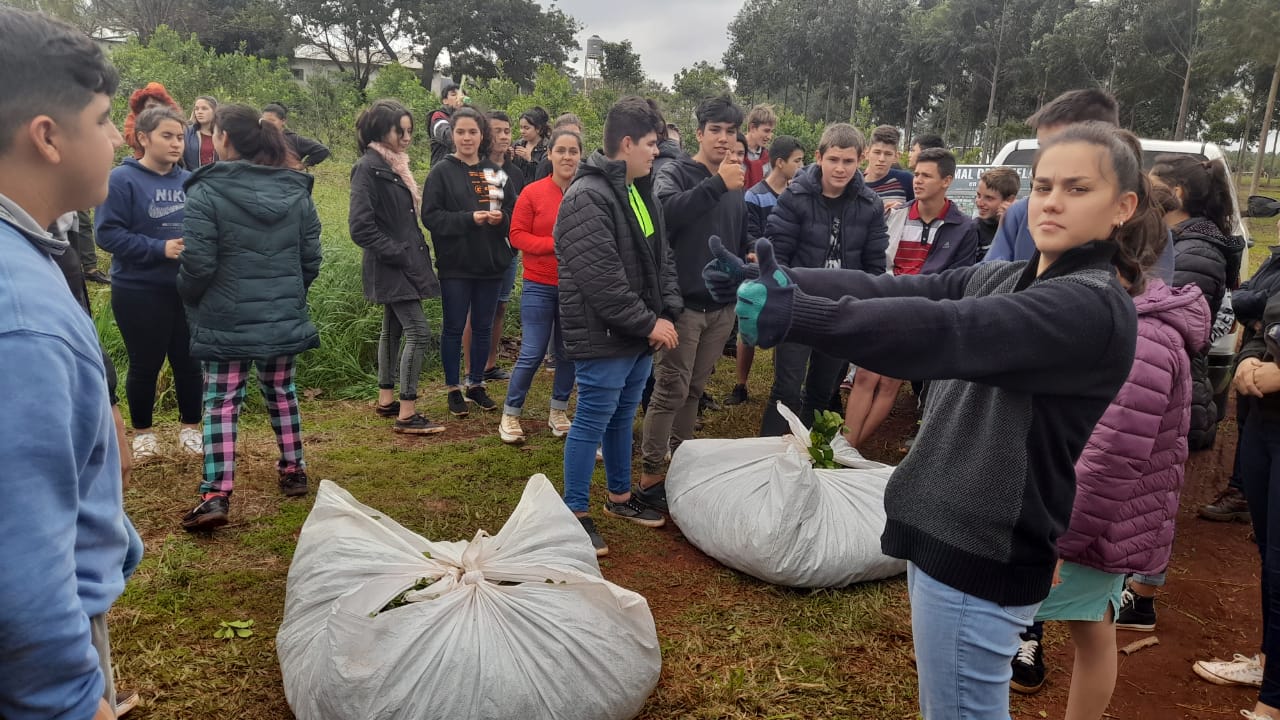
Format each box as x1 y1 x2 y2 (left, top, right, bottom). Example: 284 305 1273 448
369 141 421 215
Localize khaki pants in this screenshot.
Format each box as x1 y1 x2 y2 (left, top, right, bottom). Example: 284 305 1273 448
641 305 736 473
91 613 117 715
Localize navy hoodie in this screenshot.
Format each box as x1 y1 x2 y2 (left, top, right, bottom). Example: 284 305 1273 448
95 157 190 290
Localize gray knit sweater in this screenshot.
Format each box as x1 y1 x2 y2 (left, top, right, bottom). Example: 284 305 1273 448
783 242 1137 605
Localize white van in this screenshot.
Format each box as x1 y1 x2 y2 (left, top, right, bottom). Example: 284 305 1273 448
992 138 1252 429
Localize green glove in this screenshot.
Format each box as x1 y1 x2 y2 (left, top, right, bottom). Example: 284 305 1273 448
736 238 794 349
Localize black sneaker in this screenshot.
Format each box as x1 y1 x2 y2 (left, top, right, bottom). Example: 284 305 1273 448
1115 585 1157 631
1199 486 1251 522
394 413 446 435
279 470 309 497
181 494 229 532
465 385 498 411
1010 634 1046 694
84 269 110 284
700 391 722 413
484 365 511 381
579 516 609 557
375 400 400 418
724 384 749 406
448 389 469 417
633 481 668 514
603 496 665 528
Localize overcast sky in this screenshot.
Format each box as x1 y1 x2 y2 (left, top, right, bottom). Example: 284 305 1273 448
541 0 741 87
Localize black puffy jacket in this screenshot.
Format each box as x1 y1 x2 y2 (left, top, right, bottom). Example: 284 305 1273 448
1171 217 1245 449
555 151 683 360
348 149 440 304
765 164 889 273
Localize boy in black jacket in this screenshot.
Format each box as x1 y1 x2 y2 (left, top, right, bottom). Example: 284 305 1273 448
555 97 682 557
759 123 889 436
639 96 747 499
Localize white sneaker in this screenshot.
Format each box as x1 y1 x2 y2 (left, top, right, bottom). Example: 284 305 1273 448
595 446 603 463
132 432 158 462
1242 711 1278 720
1194 654 1264 688
178 427 203 455
548 409 572 438
498 414 525 445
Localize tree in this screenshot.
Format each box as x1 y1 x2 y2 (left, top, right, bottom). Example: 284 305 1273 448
286 0 404 89
92 0 191 41
196 0 297 58
601 39 645 91
403 0 579 93
672 61 730 104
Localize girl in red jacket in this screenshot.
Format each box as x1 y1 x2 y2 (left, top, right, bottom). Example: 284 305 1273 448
498 129 582 444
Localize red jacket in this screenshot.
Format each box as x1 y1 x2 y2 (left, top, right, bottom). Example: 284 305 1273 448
744 147 770 189
509 176 565 286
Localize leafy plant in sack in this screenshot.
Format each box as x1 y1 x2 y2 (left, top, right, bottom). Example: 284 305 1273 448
667 403 907 588
277 476 661 720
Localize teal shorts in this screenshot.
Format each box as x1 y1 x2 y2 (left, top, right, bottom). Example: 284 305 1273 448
1034 561 1125 623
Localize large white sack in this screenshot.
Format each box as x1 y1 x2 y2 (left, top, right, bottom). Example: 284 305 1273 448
667 404 907 588
278 475 661 720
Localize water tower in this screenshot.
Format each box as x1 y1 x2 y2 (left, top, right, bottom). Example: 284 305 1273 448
584 34 603 93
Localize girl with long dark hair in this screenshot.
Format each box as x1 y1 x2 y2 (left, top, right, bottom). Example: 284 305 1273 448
513 106 550 183
177 104 320 530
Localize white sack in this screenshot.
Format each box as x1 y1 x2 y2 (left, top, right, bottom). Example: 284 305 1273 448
278 475 661 720
667 404 907 588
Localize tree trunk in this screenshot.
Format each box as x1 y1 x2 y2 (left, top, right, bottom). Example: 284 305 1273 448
417 43 445 93
849 71 859 122
1249 46 1280 198
1239 91 1258 177
1174 55 1193 141
984 3 1006 135
904 82 914 148
824 82 833 123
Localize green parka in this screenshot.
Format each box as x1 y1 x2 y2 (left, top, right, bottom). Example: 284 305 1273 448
178 160 322 361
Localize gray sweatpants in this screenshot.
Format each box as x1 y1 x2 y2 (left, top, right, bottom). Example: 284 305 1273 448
91 613 117 715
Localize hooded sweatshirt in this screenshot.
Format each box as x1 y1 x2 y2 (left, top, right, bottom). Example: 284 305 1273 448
178 161 323 361
1057 279 1210 575
653 153 747 309
94 157 191 291
0 194 128 720
421 155 517 280
122 82 181 159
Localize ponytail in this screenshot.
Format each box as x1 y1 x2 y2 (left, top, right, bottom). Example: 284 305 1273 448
213 103 297 168
1150 155 1236 236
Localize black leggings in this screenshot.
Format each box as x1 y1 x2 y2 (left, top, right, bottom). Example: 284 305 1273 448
111 284 203 428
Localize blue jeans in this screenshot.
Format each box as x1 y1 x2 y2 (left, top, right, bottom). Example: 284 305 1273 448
504 280 575 415
1239 413 1280 707
907 563 1041 719
440 277 503 388
563 353 651 513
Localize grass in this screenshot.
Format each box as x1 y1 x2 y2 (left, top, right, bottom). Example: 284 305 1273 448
102 175 1280 719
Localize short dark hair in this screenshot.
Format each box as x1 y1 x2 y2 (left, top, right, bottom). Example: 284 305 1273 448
603 96 662 157
0 7 119 155
1026 88 1119 131
262 102 288 120
215 103 295 168
441 82 460 100
911 133 945 151
979 167 1020 199
134 106 186 148
915 147 956 178
735 131 748 150
695 95 744 131
451 106 491 157
769 135 804 166
356 98 413 153
486 110 510 124
870 125 900 147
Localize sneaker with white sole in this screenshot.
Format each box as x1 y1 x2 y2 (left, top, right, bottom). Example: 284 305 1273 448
603 496 665 528
1194 653 1264 688
132 432 158 462
178 426 203 455
499 413 525 444
548 409 572 438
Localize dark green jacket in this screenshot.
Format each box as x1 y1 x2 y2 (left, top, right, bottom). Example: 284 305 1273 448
178 161 322 361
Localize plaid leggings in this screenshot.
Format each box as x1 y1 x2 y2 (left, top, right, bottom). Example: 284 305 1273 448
201 356 304 496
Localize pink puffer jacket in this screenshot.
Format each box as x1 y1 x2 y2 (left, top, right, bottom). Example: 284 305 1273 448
1057 278 1211 575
